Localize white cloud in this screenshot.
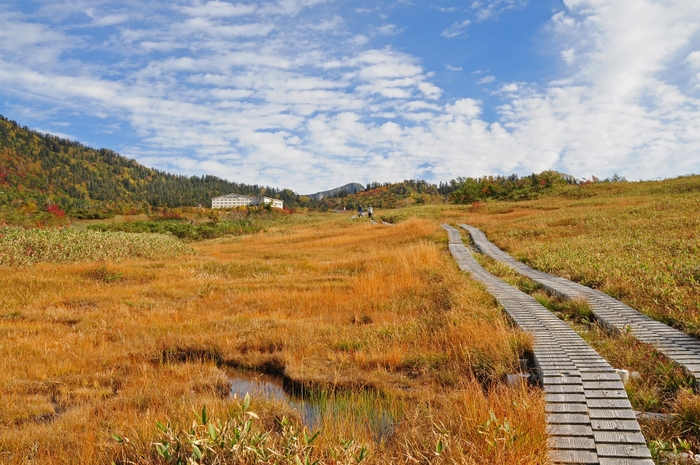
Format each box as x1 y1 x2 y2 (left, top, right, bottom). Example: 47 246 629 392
84 9 130 27
687 50 700 87
497 0 700 179
402 101 441 112
446 98 482 118
445 64 462 71
375 24 402 36
472 0 527 21
1 0 700 192
0 12 73 67
258 0 329 16
687 50 700 68
560 47 576 64
418 82 441 99
305 15 343 32
441 20 470 39
181 18 274 37
180 1 257 18
350 34 368 46
352 49 423 79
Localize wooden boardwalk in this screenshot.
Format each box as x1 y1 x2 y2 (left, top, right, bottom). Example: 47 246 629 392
443 225 652 465
460 224 700 390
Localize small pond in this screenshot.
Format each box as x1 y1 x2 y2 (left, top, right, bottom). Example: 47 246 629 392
227 368 396 442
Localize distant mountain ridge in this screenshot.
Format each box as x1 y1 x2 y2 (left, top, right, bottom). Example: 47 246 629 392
306 183 365 200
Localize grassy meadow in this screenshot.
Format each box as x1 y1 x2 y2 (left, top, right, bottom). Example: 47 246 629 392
3 175 700 464
458 176 700 336
0 213 547 464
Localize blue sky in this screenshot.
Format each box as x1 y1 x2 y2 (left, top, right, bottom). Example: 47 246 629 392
1 0 700 193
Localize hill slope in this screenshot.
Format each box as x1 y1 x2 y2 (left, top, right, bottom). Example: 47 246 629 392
0 115 295 213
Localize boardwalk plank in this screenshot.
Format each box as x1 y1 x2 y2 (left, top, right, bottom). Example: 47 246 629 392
546 403 589 413
590 420 642 431
592 432 646 444
588 410 636 420
547 424 594 436
550 450 599 464
596 444 652 458
548 414 592 424
598 459 654 465
549 436 597 450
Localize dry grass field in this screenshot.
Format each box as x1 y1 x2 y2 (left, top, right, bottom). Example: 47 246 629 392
428 176 700 460
0 214 548 464
457 177 700 337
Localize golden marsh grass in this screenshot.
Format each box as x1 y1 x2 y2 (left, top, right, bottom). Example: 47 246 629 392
457 179 700 336
0 214 548 464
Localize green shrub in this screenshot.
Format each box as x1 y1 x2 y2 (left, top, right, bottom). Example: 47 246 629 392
111 400 371 465
87 219 262 240
69 210 115 220
0 227 192 266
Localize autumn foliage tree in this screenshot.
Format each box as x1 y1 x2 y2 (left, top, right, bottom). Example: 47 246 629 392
449 170 574 204
0 115 292 219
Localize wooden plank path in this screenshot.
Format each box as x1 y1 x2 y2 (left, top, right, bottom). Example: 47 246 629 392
443 225 652 465
460 224 700 390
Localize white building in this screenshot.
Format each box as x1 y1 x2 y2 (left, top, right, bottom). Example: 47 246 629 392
211 194 284 209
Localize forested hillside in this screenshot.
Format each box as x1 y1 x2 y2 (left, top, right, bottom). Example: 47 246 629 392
0 116 296 214
1 114 616 226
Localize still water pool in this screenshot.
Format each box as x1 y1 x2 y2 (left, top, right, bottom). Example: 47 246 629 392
227 369 396 442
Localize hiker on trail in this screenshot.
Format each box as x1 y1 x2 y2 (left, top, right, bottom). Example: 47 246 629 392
358 206 363 217
368 205 373 219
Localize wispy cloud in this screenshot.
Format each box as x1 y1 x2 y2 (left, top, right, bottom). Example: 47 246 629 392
350 34 369 46
471 0 527 21
84 8 130 26
375 24 402 36
179 1 257 18
441 20 470 39
476 75 495 84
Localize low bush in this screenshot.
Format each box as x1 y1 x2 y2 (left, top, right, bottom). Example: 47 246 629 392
0 227 192 266
87 219 262 240
69 210 115 220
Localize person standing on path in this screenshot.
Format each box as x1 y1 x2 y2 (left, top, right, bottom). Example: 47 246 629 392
368 205 373 220
358 206 363 217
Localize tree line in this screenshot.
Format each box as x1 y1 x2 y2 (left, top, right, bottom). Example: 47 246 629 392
0 114 626 223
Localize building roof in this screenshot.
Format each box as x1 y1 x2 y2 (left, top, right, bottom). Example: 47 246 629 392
211 193 257 200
